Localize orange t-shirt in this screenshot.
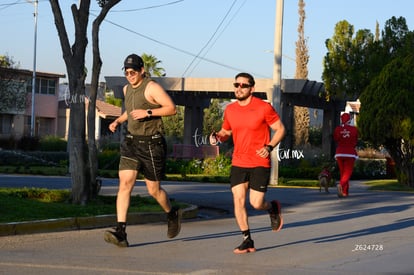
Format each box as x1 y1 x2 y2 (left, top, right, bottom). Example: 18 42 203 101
222 96 280 168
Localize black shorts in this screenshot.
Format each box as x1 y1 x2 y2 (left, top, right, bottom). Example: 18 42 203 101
230 166 270 192
119 134 166 181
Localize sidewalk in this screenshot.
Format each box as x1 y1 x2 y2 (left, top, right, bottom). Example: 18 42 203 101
1 180 413 274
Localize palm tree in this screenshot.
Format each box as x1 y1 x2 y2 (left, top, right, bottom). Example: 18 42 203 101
293 0 310 146
141 53 166 77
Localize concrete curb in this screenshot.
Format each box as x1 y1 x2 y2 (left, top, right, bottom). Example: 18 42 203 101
0 204 198 236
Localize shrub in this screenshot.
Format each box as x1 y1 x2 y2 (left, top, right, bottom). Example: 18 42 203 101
308 126 322 146
279 166 322 179
187 159 204 174
17 136 40 151
0 150 68 166
0 136 17 149
202 154 231 176
165 158 188 174
353 158 387 179
98 149 120 170
39 136 67 152
165 155 232 177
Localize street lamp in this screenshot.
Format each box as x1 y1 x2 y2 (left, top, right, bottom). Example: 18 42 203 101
270 0 284 185
28 0 38 137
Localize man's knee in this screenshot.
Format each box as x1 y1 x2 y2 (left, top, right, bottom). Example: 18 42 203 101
118 175 136 193
147 187 159 198
145 180 162 196
249 200 264 210
118 182 134 195
249 191 266 210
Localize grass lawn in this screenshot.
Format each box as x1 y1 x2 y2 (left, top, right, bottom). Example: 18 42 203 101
0 188 185 223
278 178 414 193
363 179 414 192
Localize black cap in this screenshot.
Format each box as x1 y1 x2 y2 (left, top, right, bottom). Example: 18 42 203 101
123 54 144 70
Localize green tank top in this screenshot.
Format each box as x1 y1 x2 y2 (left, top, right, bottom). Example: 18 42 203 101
124 77 164 136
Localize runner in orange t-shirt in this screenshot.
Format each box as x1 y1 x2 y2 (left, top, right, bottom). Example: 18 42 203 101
210 72 285 254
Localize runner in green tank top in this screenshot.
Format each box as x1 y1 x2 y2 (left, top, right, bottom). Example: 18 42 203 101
104 54 181 247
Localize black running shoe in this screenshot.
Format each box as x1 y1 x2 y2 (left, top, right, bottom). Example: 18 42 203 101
167 206 182 238
104 229 129 247
233 238 256 254
270 200 283 232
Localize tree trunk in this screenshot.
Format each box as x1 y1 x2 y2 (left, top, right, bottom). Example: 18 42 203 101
387 140 414 188
293 106 310 146
87 97 99 198
69 99 88 204
49 0 91 204
88 0 122 198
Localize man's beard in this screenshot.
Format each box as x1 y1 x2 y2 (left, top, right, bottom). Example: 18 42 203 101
235 92 251 101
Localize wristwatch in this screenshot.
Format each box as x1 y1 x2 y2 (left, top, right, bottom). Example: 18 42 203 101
265 144 274 153
146 109 152 118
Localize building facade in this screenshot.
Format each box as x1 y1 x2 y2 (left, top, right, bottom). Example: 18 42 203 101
0 67 65 139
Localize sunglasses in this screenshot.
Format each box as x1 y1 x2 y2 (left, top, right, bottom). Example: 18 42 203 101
124 70 138 77
233 82 251 88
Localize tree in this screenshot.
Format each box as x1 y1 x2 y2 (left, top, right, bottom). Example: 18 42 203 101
364 17 410 86
322 20 374 101
359 54 414 187
88 0 121 199
323 20 354 100
163 104 183 156
0 55 17 68
105 93 122 107
295 0 309 79
49 0 120 204
375 21 380 42
0 55 26 114
141 53 166 77
203 99 225 135
293 0 310 146
382 16 409 57
163 105 184 145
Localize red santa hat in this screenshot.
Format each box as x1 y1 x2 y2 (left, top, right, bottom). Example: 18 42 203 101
341 113 351 124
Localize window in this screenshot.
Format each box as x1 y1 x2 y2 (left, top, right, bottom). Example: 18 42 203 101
0 114 13 134
47 80 56 95
26 78 57 95
24 116 31 136
41 79 48 94
37 117 54 136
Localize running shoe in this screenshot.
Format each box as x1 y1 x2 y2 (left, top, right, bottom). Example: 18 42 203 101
270 200 283 231
233 238 256 254
104 228 129 247
167 206 182 238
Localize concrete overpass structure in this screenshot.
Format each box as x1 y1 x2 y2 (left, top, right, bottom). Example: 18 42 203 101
105 77 346 158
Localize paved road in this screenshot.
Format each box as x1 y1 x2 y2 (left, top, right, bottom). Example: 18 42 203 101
1 174 414 274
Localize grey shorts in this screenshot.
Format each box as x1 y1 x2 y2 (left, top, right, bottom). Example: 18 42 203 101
119 134 166 181
230 166 270 192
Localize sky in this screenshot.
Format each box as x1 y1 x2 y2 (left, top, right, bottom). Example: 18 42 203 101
1 0 414 84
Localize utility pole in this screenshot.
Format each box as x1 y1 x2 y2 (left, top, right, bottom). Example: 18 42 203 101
29 0 38 137
270 0 284 185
